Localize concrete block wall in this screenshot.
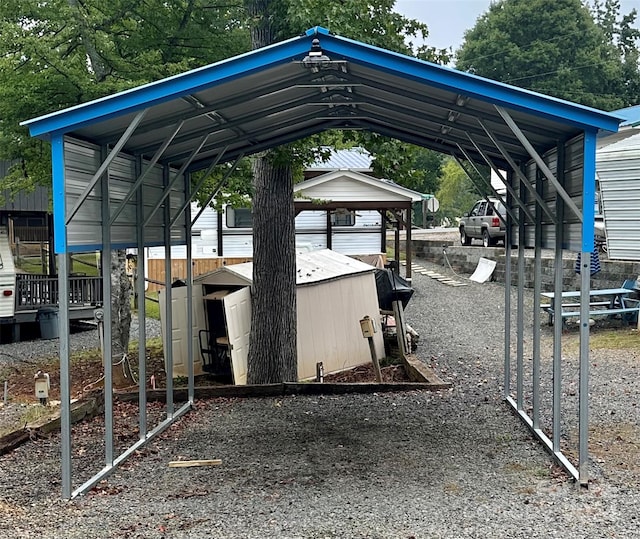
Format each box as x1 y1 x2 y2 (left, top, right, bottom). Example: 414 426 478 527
412 239 640 291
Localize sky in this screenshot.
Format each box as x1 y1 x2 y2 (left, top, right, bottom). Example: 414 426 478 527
394 0 640 57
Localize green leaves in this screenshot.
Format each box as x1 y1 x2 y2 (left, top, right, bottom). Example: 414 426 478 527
0 0 250 195
455 0 639 110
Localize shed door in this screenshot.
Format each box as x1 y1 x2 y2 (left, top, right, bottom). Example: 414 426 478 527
223 286 251 385
159 286 205 378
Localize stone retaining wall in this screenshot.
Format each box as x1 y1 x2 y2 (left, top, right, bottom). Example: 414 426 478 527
411 239 640 290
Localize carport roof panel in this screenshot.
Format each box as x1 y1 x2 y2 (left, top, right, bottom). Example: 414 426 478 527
23 26 622 170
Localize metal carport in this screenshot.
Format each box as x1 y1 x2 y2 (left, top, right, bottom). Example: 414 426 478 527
22 26 622 498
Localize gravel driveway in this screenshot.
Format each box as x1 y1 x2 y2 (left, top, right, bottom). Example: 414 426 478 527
1 255 639 538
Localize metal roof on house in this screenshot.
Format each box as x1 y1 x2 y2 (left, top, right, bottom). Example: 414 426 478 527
615 105 640 127
597 106 640 149
598 131 640 154
308 148 372 171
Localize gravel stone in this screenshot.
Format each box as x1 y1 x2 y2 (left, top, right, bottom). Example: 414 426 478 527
0 315 162 364
0 256 639 538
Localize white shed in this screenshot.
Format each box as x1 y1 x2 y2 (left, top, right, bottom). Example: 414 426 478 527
160 249 385 384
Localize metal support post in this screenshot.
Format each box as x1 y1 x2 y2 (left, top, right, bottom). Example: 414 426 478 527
100 151 114 468
185 173 195 405
163 165 174 417
135 155 148 440
532 173 543 429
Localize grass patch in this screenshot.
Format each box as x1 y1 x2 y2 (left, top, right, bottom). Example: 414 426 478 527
143 293 160 320
19 403 55 425
0 404 57 437
560 327 639 355
132 292 160 320
589 328 639 350
15 257 47 274
66 336 163 364
16 252 100 276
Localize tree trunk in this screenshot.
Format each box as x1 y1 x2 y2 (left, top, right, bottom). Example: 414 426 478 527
244 0 273 49
247 157 297 383
109 249 134 388
244 0 298 384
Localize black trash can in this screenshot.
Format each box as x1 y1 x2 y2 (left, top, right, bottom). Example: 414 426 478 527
37 307 59 340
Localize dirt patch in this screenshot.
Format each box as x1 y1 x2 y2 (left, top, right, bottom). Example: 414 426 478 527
322 362 409 383
0 343 167 438
1 344 411 439
2 345 167 406
590 422 640 477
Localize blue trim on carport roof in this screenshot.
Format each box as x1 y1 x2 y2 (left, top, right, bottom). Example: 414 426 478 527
22 35 312 139
581 131 597 253
52 133 67 254
319 33 622 133
24 26 622 141
305 26 330 36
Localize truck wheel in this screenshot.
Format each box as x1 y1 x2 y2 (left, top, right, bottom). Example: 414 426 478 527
460 228 471 246
482 229 493 248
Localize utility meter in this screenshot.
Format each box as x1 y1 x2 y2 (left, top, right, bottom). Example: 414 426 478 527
359 316 376 338
34 371 50 405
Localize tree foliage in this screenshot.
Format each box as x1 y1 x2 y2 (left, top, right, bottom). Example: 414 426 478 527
455 0 640 110
435 159 479 224
0 0 449 384
0 0 249 194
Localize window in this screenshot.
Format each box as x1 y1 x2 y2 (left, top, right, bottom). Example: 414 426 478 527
330 210 356 226
470 202 484 217
226 207 253 228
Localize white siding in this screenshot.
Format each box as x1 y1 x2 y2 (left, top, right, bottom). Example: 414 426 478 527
158 285 206 377
597 132 640 260
296 272 385 380
296 176 398 201
0 228 16 318
147 204 384 259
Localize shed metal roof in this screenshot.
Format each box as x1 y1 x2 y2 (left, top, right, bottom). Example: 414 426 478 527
23 27 620 174
208 248 374 286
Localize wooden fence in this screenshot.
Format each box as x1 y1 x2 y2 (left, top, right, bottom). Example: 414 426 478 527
145 258 252 291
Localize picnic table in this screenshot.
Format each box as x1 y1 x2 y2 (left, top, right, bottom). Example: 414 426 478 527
541 288 640 326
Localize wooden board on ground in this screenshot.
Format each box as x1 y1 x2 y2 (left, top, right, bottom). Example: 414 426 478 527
168 459 222 468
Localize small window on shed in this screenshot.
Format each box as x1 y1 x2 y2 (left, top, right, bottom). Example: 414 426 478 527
226 207 253 228
331 209 356 226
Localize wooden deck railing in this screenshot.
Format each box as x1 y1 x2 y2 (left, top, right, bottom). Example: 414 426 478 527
15 273 103 310
12 226 49 243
